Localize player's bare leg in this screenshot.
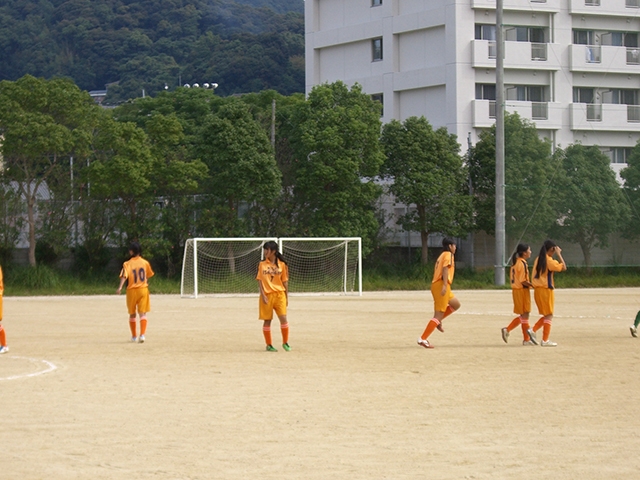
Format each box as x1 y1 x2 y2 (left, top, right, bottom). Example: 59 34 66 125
436 297 461 332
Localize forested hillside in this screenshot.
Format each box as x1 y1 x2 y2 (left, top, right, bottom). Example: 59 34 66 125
0 0 304 102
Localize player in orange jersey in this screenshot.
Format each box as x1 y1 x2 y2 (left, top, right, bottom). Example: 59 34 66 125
502 243 535 345
0 266 7 354
117 242 155 343
528 240 566 347
417 237 461 349
256 241 290 352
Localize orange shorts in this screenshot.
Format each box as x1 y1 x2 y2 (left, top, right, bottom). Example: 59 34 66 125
431 280 454 313
259 291 287 321
534 288 554 316
126 287 150 316
512 288 531 315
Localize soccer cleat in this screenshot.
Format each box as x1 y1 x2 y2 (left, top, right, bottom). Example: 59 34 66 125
631 326 638 338
139 335 145 343
282 343 291 352
522 340 535 346
436 322 444 333
501 327 509 343
526 328 539 345
0 346 8 354
541 340 557 347
131 336 138 343
266 345 278 352
417 338 434 349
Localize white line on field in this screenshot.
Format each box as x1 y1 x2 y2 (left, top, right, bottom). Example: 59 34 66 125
0 356 57 381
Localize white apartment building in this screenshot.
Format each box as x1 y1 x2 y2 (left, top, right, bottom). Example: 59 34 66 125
305 0 640 178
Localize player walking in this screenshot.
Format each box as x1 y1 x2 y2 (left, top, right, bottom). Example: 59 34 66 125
0 266 7 354
417 238 461 349
117 242 154 343
256 241 290 352
502 244 535 345
528 240 566 347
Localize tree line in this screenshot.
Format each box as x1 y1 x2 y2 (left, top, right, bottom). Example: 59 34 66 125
0 75 637 276
0 0 304 102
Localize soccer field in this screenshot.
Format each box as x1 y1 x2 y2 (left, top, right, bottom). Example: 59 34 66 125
2 289 640 479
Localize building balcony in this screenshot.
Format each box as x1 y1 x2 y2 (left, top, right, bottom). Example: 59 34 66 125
570 0 640 16
472 0 560 12
570 44 640 74
570 103 640 131
473 99 562 129
472 40 561 70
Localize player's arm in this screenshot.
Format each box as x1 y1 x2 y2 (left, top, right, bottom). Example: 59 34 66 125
116 274 127 294
552 247 567 271
520 263 533 288
441 266 449 296
283 280 289 306
258 280 268 304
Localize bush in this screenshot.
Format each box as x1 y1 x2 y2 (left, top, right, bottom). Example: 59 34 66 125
36 240 59 266
8 265 62 290
75 238 112 273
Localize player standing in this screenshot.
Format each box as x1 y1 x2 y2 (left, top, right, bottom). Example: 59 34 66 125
117 242 154 343
0 266 7 354
528 240 566 347
417 238 461 349
502 243 535 345
256 241 290 352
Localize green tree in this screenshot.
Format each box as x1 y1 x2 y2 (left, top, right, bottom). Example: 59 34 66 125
468 112 556 247
551 144 629 269
0 75 97 266
193 100 281 236
287 81 384 252
381 116 473 264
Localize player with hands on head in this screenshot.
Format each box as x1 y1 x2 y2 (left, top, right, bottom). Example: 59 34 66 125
417 237 461 349
256 241 291 352
117 242 154 343
502 243 535 345
528 240 566 347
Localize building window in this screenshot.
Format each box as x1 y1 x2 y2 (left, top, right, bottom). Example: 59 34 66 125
475 84 496 100
475 24 496 41
606 147 632 164
372 0 382 6
506 85 546 102
372 38 383 61
573 87 595 104
371 93 384 116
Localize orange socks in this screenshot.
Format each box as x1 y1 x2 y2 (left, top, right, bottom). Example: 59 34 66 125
263 325 272 346
542 319 552 342
0 325 5 347
533 317 545 332
443 305 454 319
421 319 440 340
140 318 148 336
129 319 137 337
507 316 521 332
520 318 531 341
281 323 289 344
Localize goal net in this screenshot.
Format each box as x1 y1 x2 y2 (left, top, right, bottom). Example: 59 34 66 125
181 237 362 297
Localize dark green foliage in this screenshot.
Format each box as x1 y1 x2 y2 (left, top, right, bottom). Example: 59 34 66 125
0 0 305 102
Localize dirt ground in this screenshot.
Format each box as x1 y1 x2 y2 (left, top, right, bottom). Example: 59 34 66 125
2 288 640 479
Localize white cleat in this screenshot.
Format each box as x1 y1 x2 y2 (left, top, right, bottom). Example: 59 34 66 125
139 335 145 343
131 336 138 343
0 346 8 354
526 328 539 345
417 338 434 349
522 340 535 346
541 340 557 347
501 327 509 343
631 326 638 338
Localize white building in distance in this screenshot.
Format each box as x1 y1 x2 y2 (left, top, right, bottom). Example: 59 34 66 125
305 0 640 178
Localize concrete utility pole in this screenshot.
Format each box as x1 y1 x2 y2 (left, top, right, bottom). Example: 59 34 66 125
495 0 506 285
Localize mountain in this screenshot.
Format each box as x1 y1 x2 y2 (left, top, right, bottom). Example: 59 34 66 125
0 0 305 101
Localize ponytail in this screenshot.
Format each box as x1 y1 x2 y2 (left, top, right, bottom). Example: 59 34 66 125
534 239 556 279
511 243 529 266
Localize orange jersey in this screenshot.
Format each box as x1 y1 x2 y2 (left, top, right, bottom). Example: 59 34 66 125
531 255 563 289
432 251 455 285
0 265 4 295
510 258 530 289
256 259 289 294
120 256 154 290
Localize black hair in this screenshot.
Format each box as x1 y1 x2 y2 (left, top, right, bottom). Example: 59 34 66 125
129 241 142 257
511 243 530 266
442 237 456 252
263 240 286 267
534 239 557 279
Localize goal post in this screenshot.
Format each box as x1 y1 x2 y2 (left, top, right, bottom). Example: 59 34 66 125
181 237 277 298
279 237 362 296
180 237 362 297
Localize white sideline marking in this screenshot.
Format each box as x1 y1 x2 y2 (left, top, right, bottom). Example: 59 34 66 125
0 356 57 381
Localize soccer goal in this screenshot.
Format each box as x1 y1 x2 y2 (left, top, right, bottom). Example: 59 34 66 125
181 237 362 297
